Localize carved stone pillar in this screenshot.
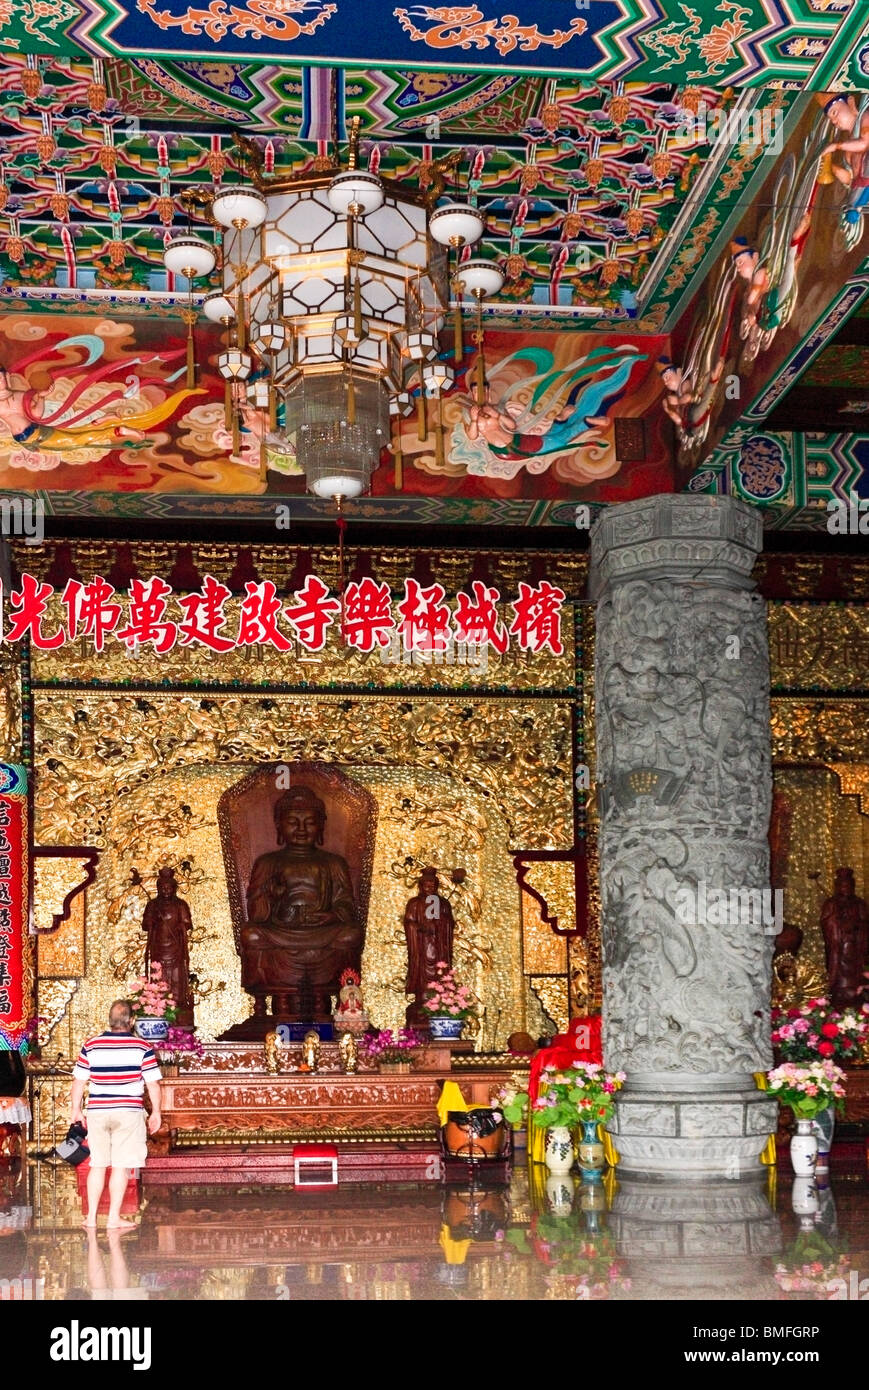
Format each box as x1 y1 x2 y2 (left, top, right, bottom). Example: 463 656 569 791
589 496 777 1175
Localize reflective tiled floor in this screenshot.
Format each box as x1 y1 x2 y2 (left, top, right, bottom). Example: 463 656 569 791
1 1154 867 1301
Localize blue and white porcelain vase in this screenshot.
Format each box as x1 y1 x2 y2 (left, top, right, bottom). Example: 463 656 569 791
578 1119 605 1171
790 1118 818 1177
812 1105 836 1169
134 1016 169 1043
544 1125 574 1175
428 1016 464 1041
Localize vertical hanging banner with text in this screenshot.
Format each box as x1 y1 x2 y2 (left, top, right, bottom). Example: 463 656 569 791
0 764 28 1051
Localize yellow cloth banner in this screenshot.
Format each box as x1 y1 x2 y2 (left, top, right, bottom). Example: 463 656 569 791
436 1080 470 1130
439 1224 471 1265
753 1071 777 1166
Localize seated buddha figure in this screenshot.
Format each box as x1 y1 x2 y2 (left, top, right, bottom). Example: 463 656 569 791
241 785 362 1020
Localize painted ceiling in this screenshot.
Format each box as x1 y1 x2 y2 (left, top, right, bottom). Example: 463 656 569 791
0 55 770 325
0 2 865 528
0 1 864 88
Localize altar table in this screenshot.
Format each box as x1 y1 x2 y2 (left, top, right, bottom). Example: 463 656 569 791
145 1043 526 1184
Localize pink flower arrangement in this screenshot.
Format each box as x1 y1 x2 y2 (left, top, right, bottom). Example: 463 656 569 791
772 998 867 1065
766 1059 846 1119
158 1027 204 1067
496 1063 625 1130
421 962 475 1020
129 963 177 1022
359 1028 424 1064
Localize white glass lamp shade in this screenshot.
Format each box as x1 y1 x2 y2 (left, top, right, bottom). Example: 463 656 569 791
333 312 369 348
456 259 504 299
422 362 454 396
251 320 287 353
217 349 253 381
310 474 365 499
211 186 267 230
389 391 412 417
164 236 215 279
327 171 384 217
403 330 437 362
202 291 235 323
430 203 485 248
247 378 271 409
285 370 386 500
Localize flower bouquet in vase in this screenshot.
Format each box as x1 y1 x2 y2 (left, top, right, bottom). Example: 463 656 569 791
129 963 177 1044
421 962 475 1041
359 1027 424 1073
498 1062 624 1174
774 1227 849 1297
766 1060 846 1176
771 998 867 1165
157 1026 204 1074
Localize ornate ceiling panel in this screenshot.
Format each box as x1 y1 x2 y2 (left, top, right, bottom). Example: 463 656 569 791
0 1 861 88
0 8 864 529
0 55 761 321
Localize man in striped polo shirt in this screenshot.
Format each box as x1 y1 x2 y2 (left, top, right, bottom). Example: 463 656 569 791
70 1000 162 1231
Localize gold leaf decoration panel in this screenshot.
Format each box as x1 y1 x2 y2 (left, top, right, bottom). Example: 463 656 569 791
34 690 573 1046
771 699 869 762
769 605 869 692
12 541 589 602
36 887 86 979
773 765 869 987
521 862 572 975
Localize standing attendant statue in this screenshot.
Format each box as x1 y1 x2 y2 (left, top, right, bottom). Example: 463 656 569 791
142 867 194 1028
404 866 456 1027
821 867 869 1010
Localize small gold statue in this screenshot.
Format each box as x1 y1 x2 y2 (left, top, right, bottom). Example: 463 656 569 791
771 951 826 1010
301 1029 320 1072
339 1031 359 1073
263 1029 280 1075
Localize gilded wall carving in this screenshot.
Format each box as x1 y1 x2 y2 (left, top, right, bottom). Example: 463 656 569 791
769 605 869 691
774 765 869 988
12 541 589 602
0 644 22 763
581 603 602 1011
34 690 572 1046
770 699 869 762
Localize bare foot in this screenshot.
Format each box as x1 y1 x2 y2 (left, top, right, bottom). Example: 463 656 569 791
82 1219 98 1229
105 1220 138 1232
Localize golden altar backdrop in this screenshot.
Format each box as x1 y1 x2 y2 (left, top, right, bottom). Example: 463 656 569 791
9 540 869 1053
33 690 575 1046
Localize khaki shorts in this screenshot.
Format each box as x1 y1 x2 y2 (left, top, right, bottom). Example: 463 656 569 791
92 1288 151 1301
86 1108 147 1169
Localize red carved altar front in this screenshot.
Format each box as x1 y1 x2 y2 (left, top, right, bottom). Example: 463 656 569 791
149 1043 525 1182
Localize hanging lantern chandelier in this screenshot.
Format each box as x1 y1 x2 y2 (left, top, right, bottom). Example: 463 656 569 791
163 234 216 388
204 120 490 502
